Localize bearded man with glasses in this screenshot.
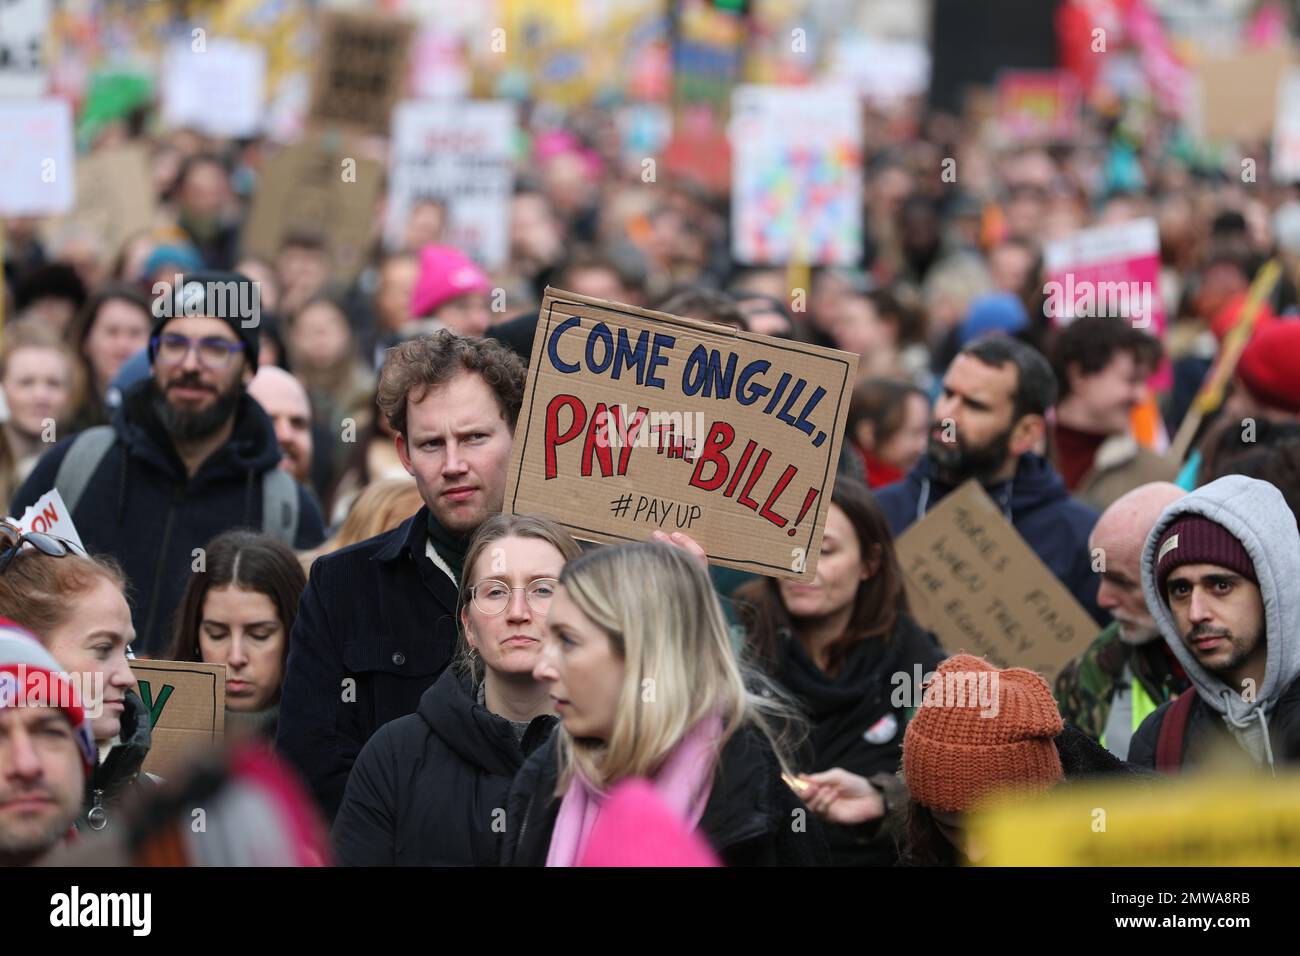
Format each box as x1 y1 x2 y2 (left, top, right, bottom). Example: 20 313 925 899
11 271 326 656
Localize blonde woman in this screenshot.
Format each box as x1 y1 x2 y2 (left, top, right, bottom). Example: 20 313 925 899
502 541 828 867
332 514 581 865
298 477 423 572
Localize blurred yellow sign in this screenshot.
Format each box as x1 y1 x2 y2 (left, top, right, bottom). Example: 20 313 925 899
972 771 1300 866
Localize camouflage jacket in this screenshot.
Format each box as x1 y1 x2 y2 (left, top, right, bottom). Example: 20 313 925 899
1054 622 1189 742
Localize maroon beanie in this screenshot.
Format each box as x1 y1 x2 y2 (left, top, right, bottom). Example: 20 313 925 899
1155 514 1257 598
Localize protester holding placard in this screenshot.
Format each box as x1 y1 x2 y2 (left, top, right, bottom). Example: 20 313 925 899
736 478 946 865
333 514 578 866
502 541 828 866
277 332 526 820
169 529 307 744
0 322 80 507
0 522 149 832
11 272 326 655
875 335 1105 625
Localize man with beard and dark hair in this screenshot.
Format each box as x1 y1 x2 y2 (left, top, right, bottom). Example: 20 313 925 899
11 272 325 655
875 334 1106 624
1130 476 1300 772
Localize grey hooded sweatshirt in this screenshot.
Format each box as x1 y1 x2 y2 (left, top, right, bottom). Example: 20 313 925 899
1134 475 1300 771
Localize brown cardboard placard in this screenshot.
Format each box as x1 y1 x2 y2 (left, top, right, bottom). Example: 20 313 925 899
130 660 225 780
240 131 382 280
307 11 415 137
1195 45 1295 144
894 480 1096 684
504 288 858 581
40 143 156 260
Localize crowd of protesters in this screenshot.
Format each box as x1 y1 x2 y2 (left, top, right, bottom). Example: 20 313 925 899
6 3 1300 870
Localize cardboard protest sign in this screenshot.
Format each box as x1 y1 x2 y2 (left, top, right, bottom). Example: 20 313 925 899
828 37 930 106
0 0 50 98
894 481 1096 684
505 288 857 581
384 99 516 267
13 489 84 551
973 771 1300 865
1273 67 1300 183
130 660 225 780
0 99 74 217
161 38 265 138
995 71 1082 143
1192 44 1293 143
731 85 863 266
40 144 156 264
242 132 382 281
308 11 414 137
1043 217 1167 387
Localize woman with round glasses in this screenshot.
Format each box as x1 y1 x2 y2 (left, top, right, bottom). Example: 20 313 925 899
332 513 580 865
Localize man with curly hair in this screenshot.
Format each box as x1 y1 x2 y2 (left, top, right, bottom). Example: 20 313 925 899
277 331 527 820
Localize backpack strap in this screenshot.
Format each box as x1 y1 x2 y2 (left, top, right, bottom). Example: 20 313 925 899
260 468 299 545
53 426 117 516
1155 687 1197 772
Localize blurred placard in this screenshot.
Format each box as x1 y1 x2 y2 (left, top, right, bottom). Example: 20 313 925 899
131 660 225 780
1273 67 1300 183
828 36 930 106
0 0 49 97
1194 45 1294 144
242 132 382 280
505 288 856 581
730 85 863 266
974 773 1300 865
995 70 1082 143
40 144 156 263
161 38 265 139
1043 218 1164 334
895 481 1096 685
308 11 414 137
0 99 74 216
384 99 515 266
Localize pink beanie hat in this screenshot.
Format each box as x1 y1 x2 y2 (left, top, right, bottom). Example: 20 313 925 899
410 245 490 318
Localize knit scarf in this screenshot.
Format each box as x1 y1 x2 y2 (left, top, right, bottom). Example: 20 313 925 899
426 510 470 583
545 714 723 867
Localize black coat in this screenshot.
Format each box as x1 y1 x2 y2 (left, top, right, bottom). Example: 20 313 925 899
276 506 460 821
79 689 152 834
770 614 947 866
501 724 830 867
11 381 326 655
332 669 556 866
1128 676 1300 770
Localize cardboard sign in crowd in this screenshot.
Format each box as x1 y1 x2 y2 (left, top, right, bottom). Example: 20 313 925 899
506 289 858 581
894 480 1097 685
129 660 225 780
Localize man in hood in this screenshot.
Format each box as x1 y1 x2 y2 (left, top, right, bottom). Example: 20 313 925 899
875 334 1105 624
1129 475 1300 771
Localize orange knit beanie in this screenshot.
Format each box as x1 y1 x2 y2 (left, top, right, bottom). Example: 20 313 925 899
902 654 1064 813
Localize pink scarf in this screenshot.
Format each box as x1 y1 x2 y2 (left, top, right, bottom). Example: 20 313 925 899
545 714 723 867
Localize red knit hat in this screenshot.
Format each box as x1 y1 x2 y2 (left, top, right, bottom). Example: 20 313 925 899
0 619 95 775
1155 514 1257 599
1235 320 1300 415
902 654 1063 814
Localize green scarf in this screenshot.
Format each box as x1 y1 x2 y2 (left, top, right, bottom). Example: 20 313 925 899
426 510 470 583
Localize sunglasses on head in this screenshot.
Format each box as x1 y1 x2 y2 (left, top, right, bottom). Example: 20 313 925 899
0 526 86 575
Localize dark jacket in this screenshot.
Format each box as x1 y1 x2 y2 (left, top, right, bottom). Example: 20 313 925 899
11 381 326 655
874 453 1105 626
332 669 557 866
770 614 947 866
79 689 152 834
501 724 830 867
1129 677 1300 770
276 506 460 822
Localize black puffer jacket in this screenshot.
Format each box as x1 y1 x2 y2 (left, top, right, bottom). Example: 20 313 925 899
332 669 556 866
79 689 153 834
768 613 946 866
501 724 829 867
